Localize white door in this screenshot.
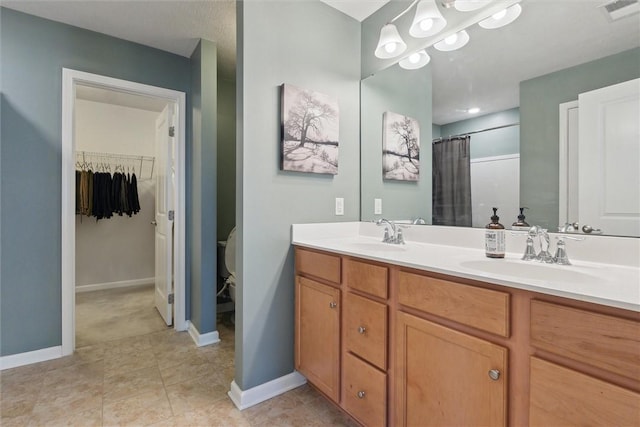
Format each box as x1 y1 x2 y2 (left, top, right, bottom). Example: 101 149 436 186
154 105 174 325
578 79 640 237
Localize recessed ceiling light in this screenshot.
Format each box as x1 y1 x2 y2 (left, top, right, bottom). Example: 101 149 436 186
468 107 480 114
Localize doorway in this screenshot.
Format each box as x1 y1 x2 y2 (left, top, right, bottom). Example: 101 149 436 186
61 69 187 355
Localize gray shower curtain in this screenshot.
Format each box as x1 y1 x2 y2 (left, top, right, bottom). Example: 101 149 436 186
432 136 472 226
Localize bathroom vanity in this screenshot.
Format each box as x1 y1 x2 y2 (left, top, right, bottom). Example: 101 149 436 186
292 222 640 426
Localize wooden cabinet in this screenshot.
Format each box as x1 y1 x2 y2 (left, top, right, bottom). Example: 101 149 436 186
343 352 387 427
295 276 341 401
529 357 640 426
396 312 508 427
344 292 387 370
295 246 640 426
529 300 640 426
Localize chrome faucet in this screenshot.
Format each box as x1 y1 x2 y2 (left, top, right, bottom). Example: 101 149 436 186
375 218 405 244
522 225 582 264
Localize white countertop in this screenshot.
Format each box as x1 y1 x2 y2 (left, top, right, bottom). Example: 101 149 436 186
292 222 640 312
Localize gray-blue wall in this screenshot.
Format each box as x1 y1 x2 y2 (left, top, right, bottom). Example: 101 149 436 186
0 8 219 355
520 47 640 230
236 0 361 390
439 108 520 160
217 77 236 242
189 40 218 335
360 64 432 222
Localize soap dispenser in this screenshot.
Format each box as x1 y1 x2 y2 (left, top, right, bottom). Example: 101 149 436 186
485 207 505 258
512 207 530 231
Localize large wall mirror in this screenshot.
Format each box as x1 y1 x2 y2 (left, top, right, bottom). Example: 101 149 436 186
360 0 640 237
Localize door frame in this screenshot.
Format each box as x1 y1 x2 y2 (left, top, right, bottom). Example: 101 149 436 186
61 68 187 355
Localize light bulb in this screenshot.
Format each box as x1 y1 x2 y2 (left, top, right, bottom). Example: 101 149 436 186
384 42 397 54
445 33 458 45
419 18 434 31
409 53 421 64
492 9 507 20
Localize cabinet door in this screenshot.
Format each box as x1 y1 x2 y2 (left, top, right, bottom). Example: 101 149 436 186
530 357 640 426
295 276 341 402
396 312 507 427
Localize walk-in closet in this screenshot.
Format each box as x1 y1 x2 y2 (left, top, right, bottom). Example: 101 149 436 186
74 85 170 347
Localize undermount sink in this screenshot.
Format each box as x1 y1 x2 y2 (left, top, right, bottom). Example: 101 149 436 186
460 259 600 285
345 241 407 253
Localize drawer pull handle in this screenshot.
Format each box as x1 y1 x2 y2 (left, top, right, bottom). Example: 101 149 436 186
357 391 366 399
329 302 337 309
488 369 501 381
358 326 366 334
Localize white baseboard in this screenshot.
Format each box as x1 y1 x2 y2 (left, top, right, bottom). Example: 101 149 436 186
187 321 220 347
0 346 62 371
228 371 307 410
76 277 154 293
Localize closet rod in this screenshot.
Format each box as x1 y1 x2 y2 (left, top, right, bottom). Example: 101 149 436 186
75 151 155 180
432 122 520 143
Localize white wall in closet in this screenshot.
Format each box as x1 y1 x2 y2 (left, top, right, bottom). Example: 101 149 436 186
75 99 157 290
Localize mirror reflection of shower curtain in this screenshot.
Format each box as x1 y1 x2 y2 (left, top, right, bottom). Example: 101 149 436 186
432 136 472 226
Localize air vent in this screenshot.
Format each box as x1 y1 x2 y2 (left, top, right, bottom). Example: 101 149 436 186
599 0 640 21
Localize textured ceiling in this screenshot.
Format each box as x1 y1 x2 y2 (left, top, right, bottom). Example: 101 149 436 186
1 0 237 80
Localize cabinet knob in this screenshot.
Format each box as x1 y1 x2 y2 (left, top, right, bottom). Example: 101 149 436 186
488 369 501 381
329 302 337 309
357 390 366 399
358 326 366 334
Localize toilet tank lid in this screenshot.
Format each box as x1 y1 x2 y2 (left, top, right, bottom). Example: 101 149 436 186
224 227 236 276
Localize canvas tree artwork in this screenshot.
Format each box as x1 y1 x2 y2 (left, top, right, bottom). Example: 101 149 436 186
281 84 339 175
382 111 420 181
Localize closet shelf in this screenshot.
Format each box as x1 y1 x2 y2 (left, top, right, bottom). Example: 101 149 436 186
76 151 155 180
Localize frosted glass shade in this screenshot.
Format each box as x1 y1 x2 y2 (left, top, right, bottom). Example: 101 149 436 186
399 50 431 70
454 0 492 12
375 24 407 59
479 4 522 29
434 30 470 51
410 0 447 38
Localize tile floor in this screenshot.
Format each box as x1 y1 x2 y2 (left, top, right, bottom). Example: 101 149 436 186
0 286 356 426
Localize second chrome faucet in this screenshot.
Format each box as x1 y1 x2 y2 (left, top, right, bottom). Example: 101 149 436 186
375 218 405 245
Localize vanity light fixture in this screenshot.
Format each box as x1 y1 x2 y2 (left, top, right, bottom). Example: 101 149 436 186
479 3 522 29
375 23 408 58
434 30 470 51
454 0 493 12
410 0 448 38
399 50 431 69
375 0 447 59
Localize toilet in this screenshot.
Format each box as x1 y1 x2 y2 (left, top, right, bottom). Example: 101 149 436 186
224 227 237 302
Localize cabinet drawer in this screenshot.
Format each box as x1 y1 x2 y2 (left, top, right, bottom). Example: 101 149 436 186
345 292 387 370
531 300 640 380
530 357 640 426
295 247 341 284
344 258 388 299
343 352 386 427
398 271 510 337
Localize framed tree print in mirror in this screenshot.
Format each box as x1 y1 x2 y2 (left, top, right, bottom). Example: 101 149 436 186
383 111 420 181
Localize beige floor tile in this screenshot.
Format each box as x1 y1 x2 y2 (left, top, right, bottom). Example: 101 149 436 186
28 406 102 427
103 366 165 403
103 348 157 378
158 354 215 387
176 398 251 427
31 383 103 421
165 373 229 415
102 388 173 427
41 361 104 393
0 413 31 427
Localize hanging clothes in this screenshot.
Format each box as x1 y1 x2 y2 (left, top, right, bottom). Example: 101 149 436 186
75 168 140 220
